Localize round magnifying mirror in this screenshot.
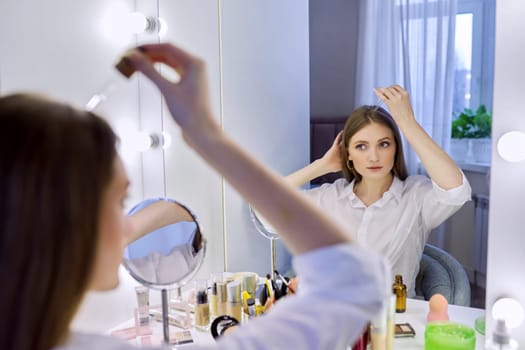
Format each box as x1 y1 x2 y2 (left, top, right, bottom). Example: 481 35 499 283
248 205 280 240
248 205 281 275
123 198 206 343
124 198 205 287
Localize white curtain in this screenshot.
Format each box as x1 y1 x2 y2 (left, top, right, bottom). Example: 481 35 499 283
355 0 457 175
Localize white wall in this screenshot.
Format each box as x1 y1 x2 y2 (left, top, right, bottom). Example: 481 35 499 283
219 1 310 274
486 0 525 344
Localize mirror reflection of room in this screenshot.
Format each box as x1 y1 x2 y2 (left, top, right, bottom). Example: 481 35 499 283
308 0 494 311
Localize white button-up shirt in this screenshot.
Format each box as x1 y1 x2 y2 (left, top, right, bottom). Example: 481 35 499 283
304 174 471 297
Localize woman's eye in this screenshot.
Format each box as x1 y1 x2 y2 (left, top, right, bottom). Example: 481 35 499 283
355 144 366 150
380 141 390 148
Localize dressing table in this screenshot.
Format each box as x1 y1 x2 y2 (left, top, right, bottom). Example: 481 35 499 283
108 297 485 349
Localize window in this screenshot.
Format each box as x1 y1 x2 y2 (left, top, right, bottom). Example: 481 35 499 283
452 0 495 122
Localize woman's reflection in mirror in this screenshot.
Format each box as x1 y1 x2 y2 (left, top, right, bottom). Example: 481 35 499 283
124 199 205 285
285 85 472 298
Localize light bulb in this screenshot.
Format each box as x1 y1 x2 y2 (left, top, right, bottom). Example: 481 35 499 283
497 131 525 162
125 12 149 34
161 132 172 149
135 131 154 152
492 297 524 329
158 17 168 37
123 12 163 34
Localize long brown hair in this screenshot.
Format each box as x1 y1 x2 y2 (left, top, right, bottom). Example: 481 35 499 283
0 93 117 350
340 105 408 183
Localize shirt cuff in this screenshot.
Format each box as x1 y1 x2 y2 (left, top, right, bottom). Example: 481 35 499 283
430 170 472 205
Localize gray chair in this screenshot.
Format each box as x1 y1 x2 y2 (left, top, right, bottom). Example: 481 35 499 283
415 244 471 306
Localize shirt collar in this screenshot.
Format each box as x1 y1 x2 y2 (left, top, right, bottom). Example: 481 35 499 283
338 175 403 207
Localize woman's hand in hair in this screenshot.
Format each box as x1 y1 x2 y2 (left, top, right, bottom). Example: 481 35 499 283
374 85 464 190
373 85 416 128
320 131 344 173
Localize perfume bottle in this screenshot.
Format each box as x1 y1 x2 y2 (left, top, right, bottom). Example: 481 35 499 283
392 274 407 313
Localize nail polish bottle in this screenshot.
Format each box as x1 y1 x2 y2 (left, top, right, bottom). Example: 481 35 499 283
392 274 407 313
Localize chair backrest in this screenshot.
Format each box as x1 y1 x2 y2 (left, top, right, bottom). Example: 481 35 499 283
310 116 347 185
415 244 471 306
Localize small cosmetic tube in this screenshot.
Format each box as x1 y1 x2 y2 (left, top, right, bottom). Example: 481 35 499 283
149 309 192 329
135 286 150 328
370 294 395 350
111 326 141 341
226 280 242 322
194 279 210 331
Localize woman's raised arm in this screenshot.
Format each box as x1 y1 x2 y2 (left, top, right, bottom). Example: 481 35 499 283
374 85 463 190
121 44 350 255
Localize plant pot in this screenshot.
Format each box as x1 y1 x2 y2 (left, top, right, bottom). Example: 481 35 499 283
450 139 468 163
471 138 491 164
451 138 491 164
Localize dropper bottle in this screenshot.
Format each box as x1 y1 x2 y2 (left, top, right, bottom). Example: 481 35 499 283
392 275 407 313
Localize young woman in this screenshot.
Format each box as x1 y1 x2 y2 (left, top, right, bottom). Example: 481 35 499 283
286 86 471 297
0 43 387 350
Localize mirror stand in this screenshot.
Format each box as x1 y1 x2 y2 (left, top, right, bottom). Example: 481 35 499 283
270 238 277 277
123 198 206 346
161 289 170 344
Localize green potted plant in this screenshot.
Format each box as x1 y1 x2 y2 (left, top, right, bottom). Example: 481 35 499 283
450 105 492 163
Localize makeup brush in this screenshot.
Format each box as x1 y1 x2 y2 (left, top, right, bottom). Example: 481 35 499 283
274 270 295 294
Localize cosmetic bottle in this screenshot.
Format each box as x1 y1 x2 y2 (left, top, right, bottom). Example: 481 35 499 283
242 274 257 314
209 272 222 319
226 280 242 322
216 281 227 316
369 294 395 350
209 282 218 319
392 274 407 313
485 319 518 350
135 286 150 327
246 298 256 319
194 279 210 331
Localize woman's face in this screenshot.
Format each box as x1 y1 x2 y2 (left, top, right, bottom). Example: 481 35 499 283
347 122 396 181
90 156 132 291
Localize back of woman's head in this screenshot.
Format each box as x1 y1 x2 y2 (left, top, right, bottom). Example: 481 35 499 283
0 93 117 350
340 105 408 182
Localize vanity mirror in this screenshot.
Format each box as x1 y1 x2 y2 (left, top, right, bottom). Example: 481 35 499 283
123 197 206 344
248 206 279 275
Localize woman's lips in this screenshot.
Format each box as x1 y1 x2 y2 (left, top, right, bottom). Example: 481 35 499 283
367 166 383 170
